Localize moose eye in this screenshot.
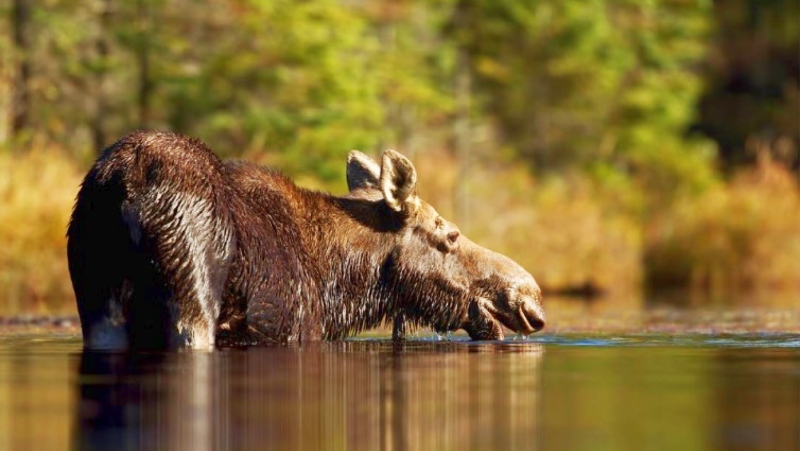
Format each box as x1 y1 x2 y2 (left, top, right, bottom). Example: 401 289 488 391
447 231 460 244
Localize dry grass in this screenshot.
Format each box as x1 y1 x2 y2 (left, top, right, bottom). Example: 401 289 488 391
415 152 643 296
0 147 82 314
417 149 800 300
645 154 800 293
473 170 642 296
0 144 797 314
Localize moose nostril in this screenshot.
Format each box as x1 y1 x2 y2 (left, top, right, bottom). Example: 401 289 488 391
521 301 546 332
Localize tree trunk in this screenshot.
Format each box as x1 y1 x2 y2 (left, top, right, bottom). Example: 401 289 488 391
11 0 32 141
92 0 112 154
452 1 472 227
136 0 153 129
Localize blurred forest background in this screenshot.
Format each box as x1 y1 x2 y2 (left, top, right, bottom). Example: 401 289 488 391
0 0 798 314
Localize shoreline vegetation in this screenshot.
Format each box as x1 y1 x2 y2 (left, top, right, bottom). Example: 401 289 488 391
1 142 798 315
0 147 81 314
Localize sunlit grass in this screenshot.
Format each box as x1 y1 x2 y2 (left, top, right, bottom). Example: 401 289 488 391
0 146 82 314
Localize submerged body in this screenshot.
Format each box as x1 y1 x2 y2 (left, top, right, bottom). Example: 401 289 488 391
67 131 544 349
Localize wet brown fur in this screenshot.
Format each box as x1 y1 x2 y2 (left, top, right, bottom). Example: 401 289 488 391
67 131 545 349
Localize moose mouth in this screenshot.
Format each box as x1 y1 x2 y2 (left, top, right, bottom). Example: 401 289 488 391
465 298 545 341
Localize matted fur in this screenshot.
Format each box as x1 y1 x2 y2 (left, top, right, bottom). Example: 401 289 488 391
67 131 544 349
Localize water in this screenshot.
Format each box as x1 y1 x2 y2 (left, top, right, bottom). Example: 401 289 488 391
0 331 797 451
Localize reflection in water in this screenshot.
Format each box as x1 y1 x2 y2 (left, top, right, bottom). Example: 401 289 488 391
713 349 800 450
537 343 800 451
73 342 544 451
75 351 216 451
0 333 797 451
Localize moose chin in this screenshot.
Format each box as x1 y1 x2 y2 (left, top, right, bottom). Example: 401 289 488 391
67 131 545 349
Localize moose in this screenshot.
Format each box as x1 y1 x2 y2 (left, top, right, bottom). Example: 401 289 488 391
67 131 545 349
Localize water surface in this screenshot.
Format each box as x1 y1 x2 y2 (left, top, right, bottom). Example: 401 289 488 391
0 331 797 451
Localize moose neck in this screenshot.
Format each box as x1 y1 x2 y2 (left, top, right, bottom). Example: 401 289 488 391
298 191 401 339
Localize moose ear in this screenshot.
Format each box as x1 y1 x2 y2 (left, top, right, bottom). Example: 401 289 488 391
346 150 381 192
380 149 418 213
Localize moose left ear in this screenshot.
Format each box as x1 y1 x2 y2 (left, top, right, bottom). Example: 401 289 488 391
346 150 381 192
380 149 418 213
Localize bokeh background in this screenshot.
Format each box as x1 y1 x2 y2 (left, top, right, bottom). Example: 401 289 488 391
0 0 798 317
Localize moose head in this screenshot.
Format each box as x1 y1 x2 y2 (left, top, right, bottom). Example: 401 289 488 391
344 149 545 340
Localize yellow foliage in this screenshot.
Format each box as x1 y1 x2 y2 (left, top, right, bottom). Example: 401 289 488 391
645 155 800 293
0 148 82 313
513 176 642 294
415 155 643 295
1 144 796 314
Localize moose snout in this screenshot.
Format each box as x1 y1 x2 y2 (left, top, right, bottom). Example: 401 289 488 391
519 297 546 333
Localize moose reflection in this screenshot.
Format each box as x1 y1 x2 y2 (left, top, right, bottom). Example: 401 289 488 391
67 131 544 349
73 342 543 450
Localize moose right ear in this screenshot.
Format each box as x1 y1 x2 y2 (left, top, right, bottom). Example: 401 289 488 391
380 149 418 213
346 150 381 192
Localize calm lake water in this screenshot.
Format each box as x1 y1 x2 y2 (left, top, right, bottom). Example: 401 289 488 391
0 324 798 451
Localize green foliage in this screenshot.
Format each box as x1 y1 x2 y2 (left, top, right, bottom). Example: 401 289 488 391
696 0 800 169
456 0 719 210
2 0 457 188
178 0 389 184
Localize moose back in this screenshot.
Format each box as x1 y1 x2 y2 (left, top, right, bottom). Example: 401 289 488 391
67 131 545 349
